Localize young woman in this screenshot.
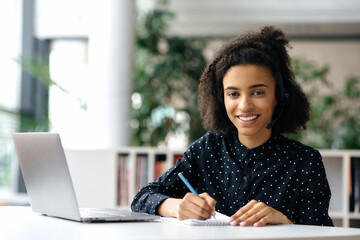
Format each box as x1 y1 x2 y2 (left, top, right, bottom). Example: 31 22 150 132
131 25 334 227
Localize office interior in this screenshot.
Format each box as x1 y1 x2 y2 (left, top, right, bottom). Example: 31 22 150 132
0 0 360 228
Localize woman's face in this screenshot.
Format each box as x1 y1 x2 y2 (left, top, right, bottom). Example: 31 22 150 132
223 64 277 147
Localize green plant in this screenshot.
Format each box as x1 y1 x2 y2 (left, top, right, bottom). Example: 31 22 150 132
288 58 360 149
132 1 207 146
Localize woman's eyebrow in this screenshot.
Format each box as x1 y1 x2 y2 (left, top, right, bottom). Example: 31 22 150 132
224 84 268 91
224 86 238 90
249 83 268 89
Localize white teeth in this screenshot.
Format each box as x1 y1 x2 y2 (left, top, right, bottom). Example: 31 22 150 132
238 115 258 121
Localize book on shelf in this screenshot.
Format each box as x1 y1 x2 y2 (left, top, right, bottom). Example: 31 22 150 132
117 154 130 206
354 158 360 213
350 157 360 213
173 154 183 166
155 154 167 181
154 154 183 180
136 154 149 192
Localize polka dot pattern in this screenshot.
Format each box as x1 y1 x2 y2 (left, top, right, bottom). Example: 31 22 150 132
131 131 334 226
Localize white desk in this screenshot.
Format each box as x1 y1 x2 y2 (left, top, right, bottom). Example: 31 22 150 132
1 207 360 240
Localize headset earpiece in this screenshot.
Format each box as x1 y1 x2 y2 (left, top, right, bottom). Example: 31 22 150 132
266 74 289 129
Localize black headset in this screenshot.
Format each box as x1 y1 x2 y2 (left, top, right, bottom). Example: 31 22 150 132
265 73 289 129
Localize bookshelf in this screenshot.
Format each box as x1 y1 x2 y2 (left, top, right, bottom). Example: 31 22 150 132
65 148 360 228
321 150 360 228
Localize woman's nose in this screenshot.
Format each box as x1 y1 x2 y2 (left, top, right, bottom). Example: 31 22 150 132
238 96 254 111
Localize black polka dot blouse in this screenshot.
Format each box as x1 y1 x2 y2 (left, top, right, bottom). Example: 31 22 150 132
131 131 334 226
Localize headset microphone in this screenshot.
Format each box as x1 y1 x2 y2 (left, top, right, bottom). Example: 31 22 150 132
265 94 288 129
266 116 279 129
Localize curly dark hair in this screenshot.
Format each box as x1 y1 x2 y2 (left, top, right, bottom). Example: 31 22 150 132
198 25 310 135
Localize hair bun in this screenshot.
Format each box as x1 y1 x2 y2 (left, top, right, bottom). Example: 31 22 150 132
260 25 289 48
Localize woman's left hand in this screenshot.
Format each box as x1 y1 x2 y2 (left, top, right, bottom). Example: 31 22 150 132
229 200 293 227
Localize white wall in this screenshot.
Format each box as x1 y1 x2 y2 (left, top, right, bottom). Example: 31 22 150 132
291 41 360 90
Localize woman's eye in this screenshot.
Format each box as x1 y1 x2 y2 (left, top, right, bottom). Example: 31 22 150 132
252 90 265 96
227 92 239 97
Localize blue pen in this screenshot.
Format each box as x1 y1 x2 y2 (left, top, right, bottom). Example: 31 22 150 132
178 172 200 196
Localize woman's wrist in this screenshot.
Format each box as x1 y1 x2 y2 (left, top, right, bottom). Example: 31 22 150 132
157 198 181 218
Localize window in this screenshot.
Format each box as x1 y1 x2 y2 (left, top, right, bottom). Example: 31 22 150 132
0 0 22 192
48 40 90 148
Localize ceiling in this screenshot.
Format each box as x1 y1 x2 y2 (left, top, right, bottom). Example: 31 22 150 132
166 0 360 38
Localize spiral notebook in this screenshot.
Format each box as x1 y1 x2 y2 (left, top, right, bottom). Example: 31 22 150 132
160 211 230 226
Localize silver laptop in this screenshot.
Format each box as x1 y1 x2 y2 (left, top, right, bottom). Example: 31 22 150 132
13 132 159 222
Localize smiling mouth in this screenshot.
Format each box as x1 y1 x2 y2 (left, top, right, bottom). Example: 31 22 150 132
237 115 259 121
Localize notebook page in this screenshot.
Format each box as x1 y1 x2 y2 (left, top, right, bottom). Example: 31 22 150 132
160 212 230 226
181 211 230 226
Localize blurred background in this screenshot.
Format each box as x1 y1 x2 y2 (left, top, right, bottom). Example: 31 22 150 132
0 0 359 202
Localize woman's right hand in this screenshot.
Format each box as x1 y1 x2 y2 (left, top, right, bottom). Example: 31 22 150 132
158 192 216 220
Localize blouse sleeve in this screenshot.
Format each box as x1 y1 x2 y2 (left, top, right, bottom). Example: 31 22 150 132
294 150 334 226
130 146 200 215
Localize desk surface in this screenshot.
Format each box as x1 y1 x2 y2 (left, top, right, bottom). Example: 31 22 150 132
1 207 360 240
